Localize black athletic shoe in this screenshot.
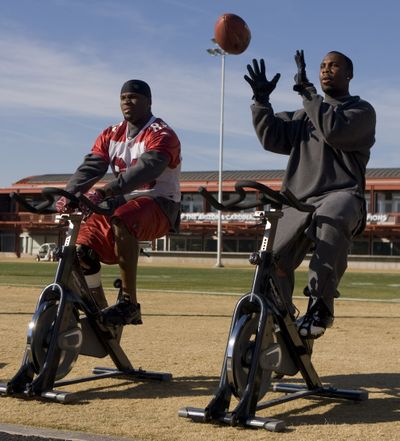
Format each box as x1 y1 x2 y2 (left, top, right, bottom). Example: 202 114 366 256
297 296 334 339
102 299 142 326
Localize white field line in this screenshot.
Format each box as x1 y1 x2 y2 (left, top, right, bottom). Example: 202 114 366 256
1 284 399 303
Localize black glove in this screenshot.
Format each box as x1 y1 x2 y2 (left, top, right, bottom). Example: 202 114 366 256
293 50 313 93
244 59 280 101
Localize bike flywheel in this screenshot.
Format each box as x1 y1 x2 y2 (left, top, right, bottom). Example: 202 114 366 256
27 301 82 380
226 313 275 401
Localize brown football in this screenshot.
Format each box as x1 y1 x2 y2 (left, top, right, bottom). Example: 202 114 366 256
214 13 251 55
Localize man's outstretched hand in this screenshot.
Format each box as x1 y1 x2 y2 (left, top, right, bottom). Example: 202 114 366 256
244 58 280 101
293 50 313 92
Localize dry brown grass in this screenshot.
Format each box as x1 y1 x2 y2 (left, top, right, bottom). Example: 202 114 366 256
0 286 399 441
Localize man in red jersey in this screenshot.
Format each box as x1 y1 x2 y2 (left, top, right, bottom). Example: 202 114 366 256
57 80 181 326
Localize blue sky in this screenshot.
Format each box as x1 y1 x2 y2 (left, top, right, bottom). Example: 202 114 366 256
0 0 399 187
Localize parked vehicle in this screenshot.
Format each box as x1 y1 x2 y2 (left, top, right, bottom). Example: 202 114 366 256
36 243 58 262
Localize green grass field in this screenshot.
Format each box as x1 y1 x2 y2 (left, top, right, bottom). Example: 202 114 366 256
0 261 398 301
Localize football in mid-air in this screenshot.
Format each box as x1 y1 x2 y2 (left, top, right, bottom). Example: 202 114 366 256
214 13 251 55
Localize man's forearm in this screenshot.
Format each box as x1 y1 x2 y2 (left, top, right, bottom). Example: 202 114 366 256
66 154 108 194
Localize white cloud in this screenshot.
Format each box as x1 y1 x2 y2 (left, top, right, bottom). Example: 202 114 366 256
0 33 257 139
0 36 119 117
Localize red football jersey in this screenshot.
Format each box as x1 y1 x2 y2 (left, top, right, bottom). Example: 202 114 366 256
92 116 181 202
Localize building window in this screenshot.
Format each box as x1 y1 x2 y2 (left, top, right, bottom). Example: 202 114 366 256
156 238 166 251
223 239 237 252
205 238 217 252
372 239 392 255
187 238 203 251
170 237 186 251
350 239 369 255
372 239 400 256
364 191 370 213
375 191 400 213
238 239 258 253
393 193 400 212
181 193 204 213
0 233 15 252
238 192 258 212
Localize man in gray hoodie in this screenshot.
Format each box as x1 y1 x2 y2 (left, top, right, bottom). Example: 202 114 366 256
244 50 376 338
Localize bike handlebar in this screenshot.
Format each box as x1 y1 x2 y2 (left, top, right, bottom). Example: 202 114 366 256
199 180 315 213
10 187 114 216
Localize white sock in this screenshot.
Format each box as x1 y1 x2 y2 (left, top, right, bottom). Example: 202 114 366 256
84 271 101 289
121 291 133 302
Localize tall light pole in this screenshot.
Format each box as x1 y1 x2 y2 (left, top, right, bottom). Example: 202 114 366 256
207 41 226 268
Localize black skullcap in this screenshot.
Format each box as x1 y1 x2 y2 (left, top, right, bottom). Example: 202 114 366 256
120 79 152 98
327 51 354 78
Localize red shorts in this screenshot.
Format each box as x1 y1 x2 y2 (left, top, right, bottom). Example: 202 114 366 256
77 197 170 264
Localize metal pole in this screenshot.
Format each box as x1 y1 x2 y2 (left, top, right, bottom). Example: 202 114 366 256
216 54 225 267
206 42 226 267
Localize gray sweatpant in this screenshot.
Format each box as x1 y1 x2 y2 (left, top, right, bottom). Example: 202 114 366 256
272 190 365 314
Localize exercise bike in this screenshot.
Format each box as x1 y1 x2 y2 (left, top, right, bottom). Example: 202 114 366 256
179 180 368 431
0 187 171 403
